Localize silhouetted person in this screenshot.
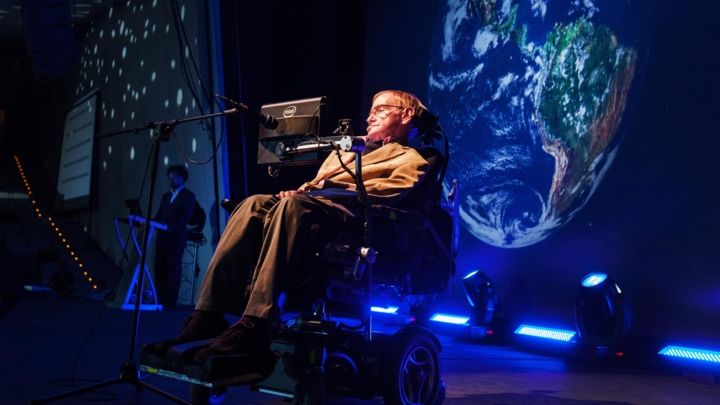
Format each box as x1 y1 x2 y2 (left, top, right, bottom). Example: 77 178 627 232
154 165 196 309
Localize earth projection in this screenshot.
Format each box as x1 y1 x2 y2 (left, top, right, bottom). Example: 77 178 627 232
428 0 651 248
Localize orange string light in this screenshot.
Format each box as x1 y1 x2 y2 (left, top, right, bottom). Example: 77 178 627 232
14 155 97 291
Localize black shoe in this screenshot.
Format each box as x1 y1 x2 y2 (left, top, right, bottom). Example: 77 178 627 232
153 310 229 356
192 315 270 364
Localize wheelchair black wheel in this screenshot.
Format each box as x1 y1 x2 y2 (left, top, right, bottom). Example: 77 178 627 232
382 332 443 404
189 384 226 405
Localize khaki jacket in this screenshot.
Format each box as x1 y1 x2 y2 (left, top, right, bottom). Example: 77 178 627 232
299 142 429 204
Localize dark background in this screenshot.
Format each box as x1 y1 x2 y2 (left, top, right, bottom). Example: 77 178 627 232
1 0 718 346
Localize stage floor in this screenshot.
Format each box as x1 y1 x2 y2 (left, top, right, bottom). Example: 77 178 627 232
1 296 718 404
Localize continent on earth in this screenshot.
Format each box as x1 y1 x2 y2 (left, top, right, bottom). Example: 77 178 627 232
428 0 644 248
537 19 637 217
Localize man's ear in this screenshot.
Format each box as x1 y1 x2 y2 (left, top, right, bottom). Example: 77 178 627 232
400 106 415 125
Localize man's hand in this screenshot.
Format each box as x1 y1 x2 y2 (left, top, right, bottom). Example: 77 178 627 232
275 189 304 199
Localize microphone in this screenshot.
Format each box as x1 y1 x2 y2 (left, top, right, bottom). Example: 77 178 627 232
214 94 279 130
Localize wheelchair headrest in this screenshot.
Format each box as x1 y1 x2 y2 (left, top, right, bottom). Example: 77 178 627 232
394 146 447 215
418 147 445 183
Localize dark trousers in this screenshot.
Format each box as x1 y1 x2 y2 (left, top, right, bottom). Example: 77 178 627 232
154 239 184 308
195 194 356 319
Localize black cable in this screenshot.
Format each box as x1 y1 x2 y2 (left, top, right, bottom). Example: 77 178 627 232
69 297 113 391
169 0 210 141
171 0 216 108
169 1 210 118
115 136 156 270
46 293 117 402
167 0 230 166
170 121 226 165
47 377 118 402
48 140 157 398
303 102 324 142
332 144 358 183
169 0 222 123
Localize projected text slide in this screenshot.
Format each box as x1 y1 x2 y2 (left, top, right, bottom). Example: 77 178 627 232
58 92 98 205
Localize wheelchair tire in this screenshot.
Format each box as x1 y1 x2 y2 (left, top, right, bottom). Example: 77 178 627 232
189 384 226 405
382 331 443 404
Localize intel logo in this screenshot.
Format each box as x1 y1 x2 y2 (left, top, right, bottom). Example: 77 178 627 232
283 105 297 118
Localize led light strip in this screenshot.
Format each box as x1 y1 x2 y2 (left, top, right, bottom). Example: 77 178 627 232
370 306 399 314
13 155 98 290
514 324 576 342
430 313 470 325
658 345 720 364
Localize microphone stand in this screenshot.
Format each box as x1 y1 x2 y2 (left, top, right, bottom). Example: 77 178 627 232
32 107 243 405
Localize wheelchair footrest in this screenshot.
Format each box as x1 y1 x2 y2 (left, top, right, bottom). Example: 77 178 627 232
140 339 278 387
140 339 213 372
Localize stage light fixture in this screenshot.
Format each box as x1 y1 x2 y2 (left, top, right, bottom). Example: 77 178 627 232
574 272 632 348
581 272 607 287
462 270 499 326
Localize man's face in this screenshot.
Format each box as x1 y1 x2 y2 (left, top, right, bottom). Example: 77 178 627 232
366 92 412 143
168 171 184 190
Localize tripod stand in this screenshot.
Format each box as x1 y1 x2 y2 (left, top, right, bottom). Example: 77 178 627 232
32 107 242 404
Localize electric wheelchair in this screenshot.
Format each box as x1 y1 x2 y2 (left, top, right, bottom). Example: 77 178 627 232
140 128 458 404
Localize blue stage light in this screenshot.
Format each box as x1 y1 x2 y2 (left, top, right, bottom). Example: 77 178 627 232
581 272 608 287
463 270 479 279
462 270 499 326
514 324 576 342
658 345 720 364
370 305 399 314
575 272 632 348
430 313 470 325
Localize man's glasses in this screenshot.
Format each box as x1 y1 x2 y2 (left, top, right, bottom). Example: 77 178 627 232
367 104 405 120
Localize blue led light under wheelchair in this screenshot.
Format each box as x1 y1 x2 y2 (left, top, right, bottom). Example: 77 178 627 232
430 313 470 325
658 345 720 364
370 305 399 314
514 324 577 342
581 272 608 287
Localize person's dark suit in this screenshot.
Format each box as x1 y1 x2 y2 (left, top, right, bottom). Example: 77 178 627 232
154 187 196 308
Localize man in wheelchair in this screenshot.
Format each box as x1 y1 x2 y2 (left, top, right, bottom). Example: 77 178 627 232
153 90 446 368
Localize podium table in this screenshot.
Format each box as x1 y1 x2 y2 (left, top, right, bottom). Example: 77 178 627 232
113 214 167 311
